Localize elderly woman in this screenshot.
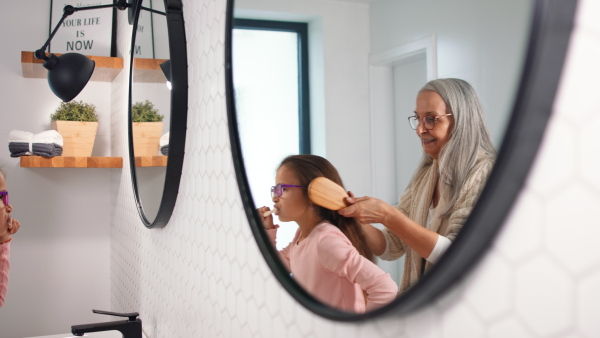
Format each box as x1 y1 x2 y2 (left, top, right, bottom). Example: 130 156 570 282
339 78 496 293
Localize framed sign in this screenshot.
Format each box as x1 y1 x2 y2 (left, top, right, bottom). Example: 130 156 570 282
49 0 117 57
133 0 169 59
133 0 155 58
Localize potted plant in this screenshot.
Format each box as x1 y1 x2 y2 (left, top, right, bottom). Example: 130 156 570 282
132 100 164 157
50 100 99 157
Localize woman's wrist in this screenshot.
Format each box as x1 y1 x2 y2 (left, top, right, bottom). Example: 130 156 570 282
380 201 397 225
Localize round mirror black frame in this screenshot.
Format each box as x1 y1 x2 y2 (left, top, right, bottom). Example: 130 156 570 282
225 0 579 321
128 0 188 229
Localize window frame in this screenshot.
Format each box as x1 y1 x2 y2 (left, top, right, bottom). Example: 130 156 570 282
233 18 311 154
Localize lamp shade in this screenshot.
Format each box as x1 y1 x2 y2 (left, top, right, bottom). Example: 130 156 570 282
159 59 171 81
159 59 172 90
44 53 95 102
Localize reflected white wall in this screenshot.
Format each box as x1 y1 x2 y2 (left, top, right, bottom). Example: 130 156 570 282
370 0 534 147
235 0 372 196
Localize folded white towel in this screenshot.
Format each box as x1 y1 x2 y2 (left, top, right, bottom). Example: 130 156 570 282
32 130 63 146
159 132 169 147
9 130 63 146
8 130 33 143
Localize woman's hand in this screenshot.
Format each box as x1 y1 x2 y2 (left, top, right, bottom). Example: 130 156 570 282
257 206 277 230
338 192 392 224
342 192 440 259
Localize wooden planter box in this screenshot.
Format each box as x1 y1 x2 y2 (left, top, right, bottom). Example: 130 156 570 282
132 122 164 157
51 121 98 157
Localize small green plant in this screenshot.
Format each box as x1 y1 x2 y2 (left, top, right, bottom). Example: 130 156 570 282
50 100 99 122
132 100 164 122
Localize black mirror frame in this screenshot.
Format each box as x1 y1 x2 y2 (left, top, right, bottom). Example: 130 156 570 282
225 0 579 321
128 0 188 229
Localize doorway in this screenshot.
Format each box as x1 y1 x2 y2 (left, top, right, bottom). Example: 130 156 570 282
369 36 436 284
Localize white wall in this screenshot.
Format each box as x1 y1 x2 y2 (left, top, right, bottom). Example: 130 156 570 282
108 0 600 337
0 1 123 337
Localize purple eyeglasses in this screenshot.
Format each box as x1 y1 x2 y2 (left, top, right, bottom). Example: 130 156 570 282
271 184 305 198
0 191 8 206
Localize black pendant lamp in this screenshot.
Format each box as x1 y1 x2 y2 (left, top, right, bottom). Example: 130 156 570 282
34 0 137 101
39 52 95 102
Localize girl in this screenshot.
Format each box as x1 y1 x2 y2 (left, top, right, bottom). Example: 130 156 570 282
1 168 21 307
259 155 397 313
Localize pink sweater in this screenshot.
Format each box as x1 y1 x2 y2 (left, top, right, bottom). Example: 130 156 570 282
268 222 397 313
0 242 9 307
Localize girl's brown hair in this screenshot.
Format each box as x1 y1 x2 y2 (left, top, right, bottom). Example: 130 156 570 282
279 155 374 262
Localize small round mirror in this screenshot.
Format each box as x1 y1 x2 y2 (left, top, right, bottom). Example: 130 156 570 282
128 0 188 228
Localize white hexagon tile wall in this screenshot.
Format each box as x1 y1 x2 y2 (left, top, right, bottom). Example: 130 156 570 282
108 0 600 337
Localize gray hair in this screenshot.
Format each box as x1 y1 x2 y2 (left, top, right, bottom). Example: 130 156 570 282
415 78 496 218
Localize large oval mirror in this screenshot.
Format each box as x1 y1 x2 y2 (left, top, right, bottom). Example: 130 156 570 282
129 0 188 228
225 0 577 319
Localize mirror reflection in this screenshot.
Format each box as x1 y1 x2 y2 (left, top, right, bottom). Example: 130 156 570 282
232 0 534 312
131 0 170 222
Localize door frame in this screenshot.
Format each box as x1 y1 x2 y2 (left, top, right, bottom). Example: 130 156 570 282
369 35 437 202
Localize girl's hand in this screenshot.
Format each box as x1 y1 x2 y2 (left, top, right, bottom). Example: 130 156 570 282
8 218 20 235
257 206 277 230
339 191 391 224
1 218 18 244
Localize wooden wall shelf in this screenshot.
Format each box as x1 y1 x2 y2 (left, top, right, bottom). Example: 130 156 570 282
134 156 167 167
19 156 167 168
20 156 123 168
21 51 167 84
133 58 169 83
21 51 123 82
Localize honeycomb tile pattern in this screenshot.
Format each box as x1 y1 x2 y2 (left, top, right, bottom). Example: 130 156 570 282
109 0 600 337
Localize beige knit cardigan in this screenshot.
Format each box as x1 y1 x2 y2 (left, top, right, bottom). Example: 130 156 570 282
382 155 495 293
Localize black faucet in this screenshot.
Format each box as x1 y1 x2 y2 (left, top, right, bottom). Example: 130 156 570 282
71 309 142 338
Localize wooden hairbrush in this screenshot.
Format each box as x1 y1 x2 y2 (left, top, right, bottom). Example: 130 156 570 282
308 177 349 210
